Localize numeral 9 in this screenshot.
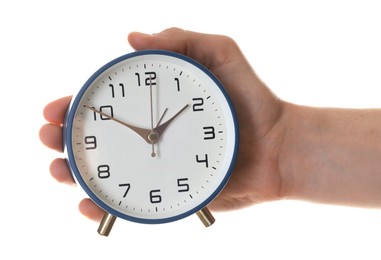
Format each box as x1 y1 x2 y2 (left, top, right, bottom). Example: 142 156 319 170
84 136 97 150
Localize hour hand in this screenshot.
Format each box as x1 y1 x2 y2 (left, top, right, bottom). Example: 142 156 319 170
84 105 152 143
154 104 189 136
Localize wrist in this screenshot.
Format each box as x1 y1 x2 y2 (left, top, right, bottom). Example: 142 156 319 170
276 102 299 200
277 103 381 207
277 103 328 201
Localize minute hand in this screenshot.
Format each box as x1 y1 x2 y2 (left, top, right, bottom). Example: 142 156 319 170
154 104 189 136
84 105 152 143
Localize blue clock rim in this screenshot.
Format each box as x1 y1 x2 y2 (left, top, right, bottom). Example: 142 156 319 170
64 49 239 224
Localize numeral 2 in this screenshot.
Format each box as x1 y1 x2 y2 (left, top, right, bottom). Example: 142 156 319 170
192 98 204 112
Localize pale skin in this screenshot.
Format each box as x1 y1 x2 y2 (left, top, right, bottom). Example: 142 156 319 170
39 28 381 222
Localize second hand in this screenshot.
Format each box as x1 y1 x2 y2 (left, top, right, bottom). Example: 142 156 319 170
149 76 156 157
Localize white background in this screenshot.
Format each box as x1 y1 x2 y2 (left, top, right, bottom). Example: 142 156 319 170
1 0 381 259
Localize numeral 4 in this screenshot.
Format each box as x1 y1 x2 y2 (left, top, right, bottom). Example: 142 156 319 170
196 154 209 168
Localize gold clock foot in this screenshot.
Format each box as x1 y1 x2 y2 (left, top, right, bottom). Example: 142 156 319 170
97 212 117 236
196 207 215 227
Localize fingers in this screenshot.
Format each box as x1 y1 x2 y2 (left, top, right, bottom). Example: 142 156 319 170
39 123 63 152
50 158 75 185
42 96 104 222
79 198 106 222
40 96 72 152
50 159 104 222
43 96 72 124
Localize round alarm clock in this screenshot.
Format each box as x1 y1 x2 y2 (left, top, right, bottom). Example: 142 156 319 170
64 50 239 236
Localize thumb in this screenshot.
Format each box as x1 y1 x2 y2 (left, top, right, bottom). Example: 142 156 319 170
127 27 243 71
128 27 187 53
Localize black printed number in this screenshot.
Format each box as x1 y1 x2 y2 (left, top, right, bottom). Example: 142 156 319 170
119 183 131 198
84 136 97 150
196 154 209 168
177 178 190 192
109 83 125 98
93 105 113 121
192 98 204 112
150 189 162 204
135 72 157 86
203 126 215 140
97 165 110 179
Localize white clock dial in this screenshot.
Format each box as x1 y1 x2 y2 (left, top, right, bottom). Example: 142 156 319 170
65 50 239 224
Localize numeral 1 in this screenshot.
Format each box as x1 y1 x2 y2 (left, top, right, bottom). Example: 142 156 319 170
174 78 180 91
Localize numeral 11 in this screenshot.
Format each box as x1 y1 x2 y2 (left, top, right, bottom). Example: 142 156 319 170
109 83 125 98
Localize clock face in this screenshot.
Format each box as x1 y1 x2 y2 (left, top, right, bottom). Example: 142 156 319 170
65 50 239 224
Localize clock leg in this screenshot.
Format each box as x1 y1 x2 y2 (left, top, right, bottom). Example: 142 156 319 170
196 207 215 227
97 212 117 236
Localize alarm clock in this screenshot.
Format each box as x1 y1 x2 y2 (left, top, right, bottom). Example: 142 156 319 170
64 50 239 235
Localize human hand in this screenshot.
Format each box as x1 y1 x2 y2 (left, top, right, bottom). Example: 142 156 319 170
39 28 287 222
